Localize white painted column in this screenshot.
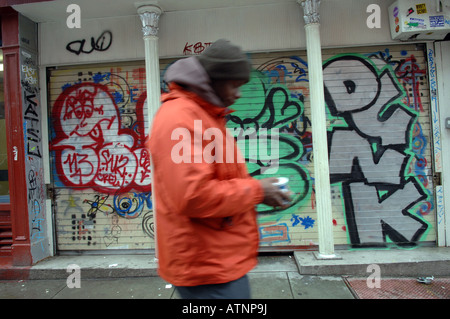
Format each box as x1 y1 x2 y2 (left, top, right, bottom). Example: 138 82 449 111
137 3 163 129
298 0 337 258
137 3 163 259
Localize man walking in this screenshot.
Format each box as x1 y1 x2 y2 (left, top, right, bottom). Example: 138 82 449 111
148 39 290 299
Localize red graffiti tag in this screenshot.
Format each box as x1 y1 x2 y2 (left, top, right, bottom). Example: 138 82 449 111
51 83 151 193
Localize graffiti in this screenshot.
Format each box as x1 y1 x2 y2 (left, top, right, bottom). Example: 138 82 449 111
84 194 114 219
427 47 442 172
22 64 37 87
21 48 48 258
21 52 39 94
291 214 315 229
66 30 113 55
24 92 42 158
257 56 309 86
142 212 155 239
256 56 312 162
183 41 212 55
395 55 426 112
51 83 151 193
29 170 44 249
259 223 290 245
70 213 95 246
227 70 311 216
113 191 152 219
50 47 434 251
62 190 154 248
50 65 157 250
224 67 312 245
103 213 121 247
366 49 427 112
22 51 42 159
325 54 430 248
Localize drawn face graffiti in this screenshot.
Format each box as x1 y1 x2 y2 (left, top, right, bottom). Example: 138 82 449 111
59 84 120 140
63 89 99 132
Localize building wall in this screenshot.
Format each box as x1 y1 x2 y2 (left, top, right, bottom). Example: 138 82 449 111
19 14 50 262
39 0 396 66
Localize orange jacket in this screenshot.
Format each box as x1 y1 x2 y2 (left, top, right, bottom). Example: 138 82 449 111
148 83 264 287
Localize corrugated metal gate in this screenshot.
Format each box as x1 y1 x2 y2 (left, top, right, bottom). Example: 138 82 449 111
48 44 436 252
49 61 154 250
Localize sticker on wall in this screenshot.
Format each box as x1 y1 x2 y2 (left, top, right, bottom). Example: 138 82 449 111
416 3 427 14
429 15 445 27
393 6 399 17
393 7 400 33
407 17 426 29
406 7 415 17
13 146 18 161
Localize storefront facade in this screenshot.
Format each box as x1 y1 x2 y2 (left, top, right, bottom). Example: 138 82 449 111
1 0 449 264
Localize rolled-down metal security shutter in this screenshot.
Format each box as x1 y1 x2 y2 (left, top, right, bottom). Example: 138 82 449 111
48 61 155 251
48 43 436 253
242 44 435 250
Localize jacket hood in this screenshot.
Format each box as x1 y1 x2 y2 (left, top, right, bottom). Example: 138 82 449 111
163 56 224 107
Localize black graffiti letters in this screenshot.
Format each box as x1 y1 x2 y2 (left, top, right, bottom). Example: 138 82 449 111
24 91 42 158
66 31 112 55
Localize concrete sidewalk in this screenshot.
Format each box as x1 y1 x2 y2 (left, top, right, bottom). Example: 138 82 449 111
0 255 355 299
0 274 356 299
0 247 449 299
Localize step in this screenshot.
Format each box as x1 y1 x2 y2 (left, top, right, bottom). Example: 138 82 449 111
294 247 450 277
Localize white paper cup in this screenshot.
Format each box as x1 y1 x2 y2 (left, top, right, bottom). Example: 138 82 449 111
272 177 290 204
273 177 289 191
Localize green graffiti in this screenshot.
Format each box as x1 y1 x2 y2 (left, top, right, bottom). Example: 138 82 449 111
227 70 311 222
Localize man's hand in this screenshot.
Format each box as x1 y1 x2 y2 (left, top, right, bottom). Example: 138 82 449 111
259 178 292 209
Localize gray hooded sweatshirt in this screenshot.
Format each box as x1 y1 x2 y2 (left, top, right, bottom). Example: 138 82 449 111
163 56 225 107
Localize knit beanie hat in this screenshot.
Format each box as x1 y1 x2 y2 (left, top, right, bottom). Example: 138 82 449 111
196 39 251 82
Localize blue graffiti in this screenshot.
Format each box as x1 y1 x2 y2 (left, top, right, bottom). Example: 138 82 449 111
113 192 152 219
291 214 315 229
92 72 111 83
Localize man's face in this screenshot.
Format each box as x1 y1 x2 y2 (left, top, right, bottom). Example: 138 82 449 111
211 79 247 107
